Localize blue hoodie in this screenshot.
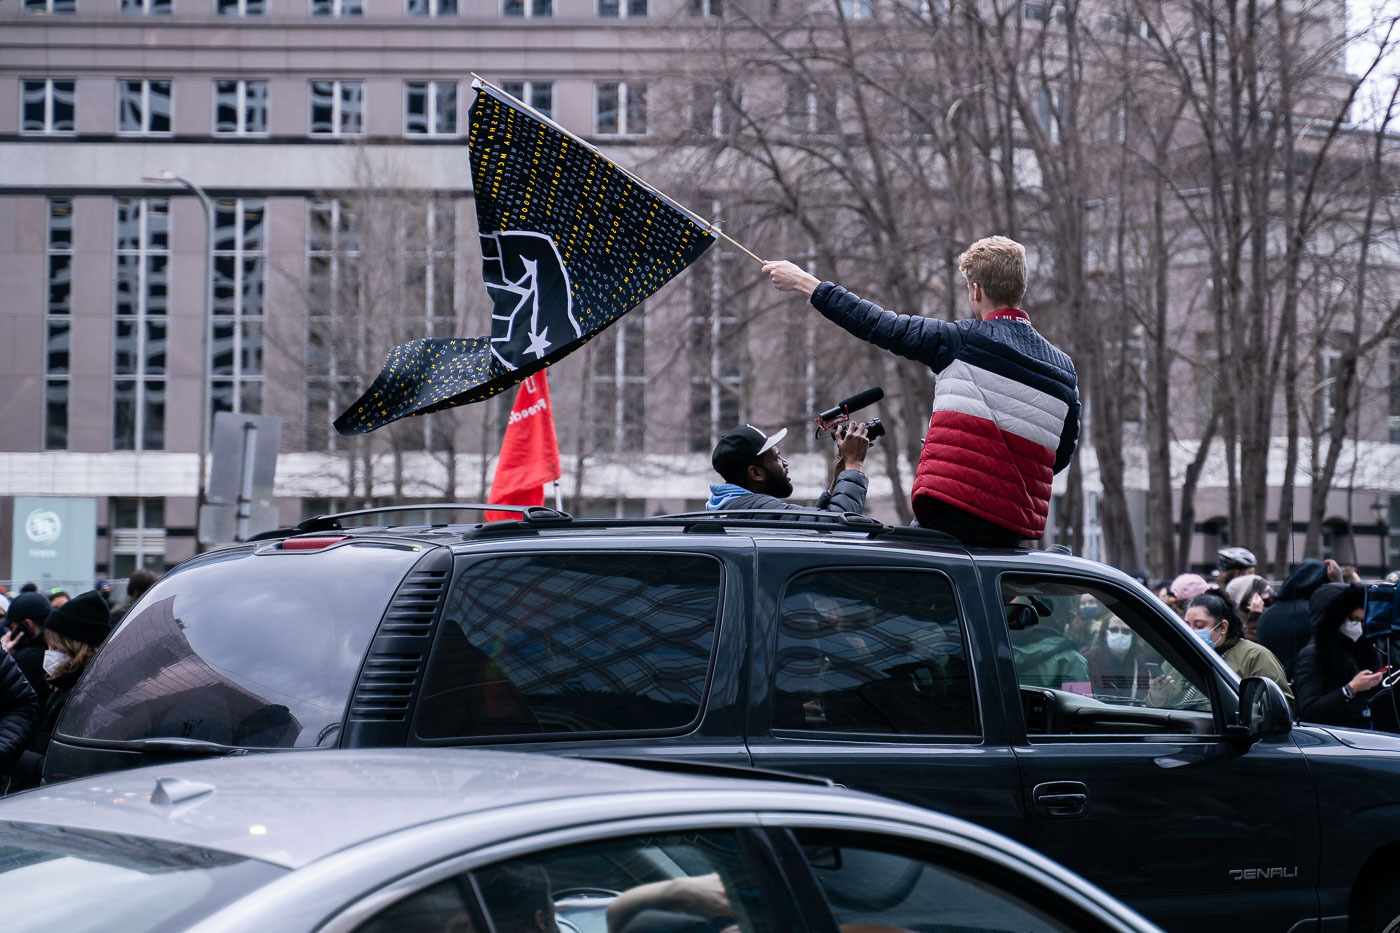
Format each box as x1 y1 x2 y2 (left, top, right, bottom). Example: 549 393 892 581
703 471 869 516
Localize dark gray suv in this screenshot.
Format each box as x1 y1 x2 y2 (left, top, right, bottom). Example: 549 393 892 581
43 505 1400 933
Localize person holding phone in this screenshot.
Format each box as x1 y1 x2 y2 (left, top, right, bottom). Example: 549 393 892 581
1083 611 1154 703
1296 583 1390 729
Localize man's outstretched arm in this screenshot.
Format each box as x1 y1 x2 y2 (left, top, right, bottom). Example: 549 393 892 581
764 260 961 370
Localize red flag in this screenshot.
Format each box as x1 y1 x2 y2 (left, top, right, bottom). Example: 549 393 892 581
485 374 561 521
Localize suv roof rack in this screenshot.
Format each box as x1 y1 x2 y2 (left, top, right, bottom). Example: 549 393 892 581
296 503 571 533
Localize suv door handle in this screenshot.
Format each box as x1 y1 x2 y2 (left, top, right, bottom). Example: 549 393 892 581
1032 781 1089 818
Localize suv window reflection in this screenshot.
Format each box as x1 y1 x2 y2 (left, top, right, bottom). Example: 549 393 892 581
774 570 977 737
59 545 422 748
416 553 722 739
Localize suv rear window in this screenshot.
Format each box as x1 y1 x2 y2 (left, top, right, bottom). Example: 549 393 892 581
60 544 425 748
415 552 722 739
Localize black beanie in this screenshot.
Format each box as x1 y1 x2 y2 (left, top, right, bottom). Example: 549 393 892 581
7 592 51 627
45 590 112 647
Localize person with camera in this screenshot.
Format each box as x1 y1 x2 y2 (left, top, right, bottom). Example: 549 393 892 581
706 422 869 516
763 237 1079 547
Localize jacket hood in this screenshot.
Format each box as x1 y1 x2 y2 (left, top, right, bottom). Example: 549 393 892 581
1016 627 1078 665
1308 582 1365 636
706 483 751 512
1279 559 1329 600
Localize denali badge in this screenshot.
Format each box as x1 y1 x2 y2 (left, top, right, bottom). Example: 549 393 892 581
1230 867 1300 881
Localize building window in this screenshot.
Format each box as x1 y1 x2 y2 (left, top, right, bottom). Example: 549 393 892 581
212 200 265 422
45 198 73 451
118 80 173 135
214 80 268 135
110 498 166 579
503 0 551 16
306 199 361 451
838 0 872 18
405 81 458 136
689 83 742 137
598 0 646 16
309 81 364 136
306 198 456 452
499 81 553 120
689 0 721 15
784 81 839 134
1034 86 1064 142
24 0 76 11
122 0 171 11
218 0 265 13
687 242 744 453
1316 337 1346 432
407 0 455 13
312 0 362 12
113 199 169 452
595 81 647 136
21 79 76 135
589 307 647 452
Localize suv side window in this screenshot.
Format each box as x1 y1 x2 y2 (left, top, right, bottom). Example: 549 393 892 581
774 569 977 737
415 553 722 739
1001 577 1215 736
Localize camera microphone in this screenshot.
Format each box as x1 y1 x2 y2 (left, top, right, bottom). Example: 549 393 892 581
817 386 884 423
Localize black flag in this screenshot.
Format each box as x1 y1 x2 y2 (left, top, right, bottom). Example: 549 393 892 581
334 81 716 436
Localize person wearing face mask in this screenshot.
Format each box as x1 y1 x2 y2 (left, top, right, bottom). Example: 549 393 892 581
1083 614 1153 702
1294 583 1388 730
1225 573 1272 643
1064 596 1102 652
4 590 111 792
1181 593 1293 706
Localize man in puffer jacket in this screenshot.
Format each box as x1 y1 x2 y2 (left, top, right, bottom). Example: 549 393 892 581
707 423 869 516
764 237 1079 546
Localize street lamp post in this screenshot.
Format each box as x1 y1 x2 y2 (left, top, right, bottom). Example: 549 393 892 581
141 171 214 551
1374 496 1391 578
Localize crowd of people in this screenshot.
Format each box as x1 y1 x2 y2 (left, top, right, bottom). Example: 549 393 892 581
1147 547 1398 728
0 571 158 793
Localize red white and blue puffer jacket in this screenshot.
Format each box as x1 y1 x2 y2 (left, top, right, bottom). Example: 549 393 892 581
811 282 1080 539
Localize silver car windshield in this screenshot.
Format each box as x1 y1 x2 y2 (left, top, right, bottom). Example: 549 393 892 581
0 822 286 932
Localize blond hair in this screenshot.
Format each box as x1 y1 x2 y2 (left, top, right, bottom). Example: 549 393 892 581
959 236 1028 308
44 630 95 684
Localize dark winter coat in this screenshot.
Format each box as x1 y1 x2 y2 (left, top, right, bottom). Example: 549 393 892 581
810 283 1079 538
706 469 869 517
5 668 81 792
1295 583 1382 730
0 651 38 778
1257 558 1329 679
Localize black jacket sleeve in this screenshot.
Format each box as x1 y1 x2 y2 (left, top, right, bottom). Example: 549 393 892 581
811 283 963 372
815 470 869 514
0 651 39 776
1294 646 1354 726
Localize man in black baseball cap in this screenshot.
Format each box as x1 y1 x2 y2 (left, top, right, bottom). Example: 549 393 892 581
706 422 869 515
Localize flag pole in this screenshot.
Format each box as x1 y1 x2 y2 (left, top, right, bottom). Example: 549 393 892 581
470 73 767 267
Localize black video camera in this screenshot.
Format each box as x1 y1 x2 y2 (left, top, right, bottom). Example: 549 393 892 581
815 387 886 442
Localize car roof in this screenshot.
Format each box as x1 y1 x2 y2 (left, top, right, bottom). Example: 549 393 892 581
0 750 1069 879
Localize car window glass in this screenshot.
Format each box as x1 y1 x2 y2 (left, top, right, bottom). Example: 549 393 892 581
351 876 477 933
0 822 287 933
470 830 792 933
793 830 1084 933
59 544 423 748
1001 577 1214 736
416 553 722 739
774 569 977 736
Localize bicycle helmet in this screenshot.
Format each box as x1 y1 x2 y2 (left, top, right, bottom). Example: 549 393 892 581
1217 546 1257 571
